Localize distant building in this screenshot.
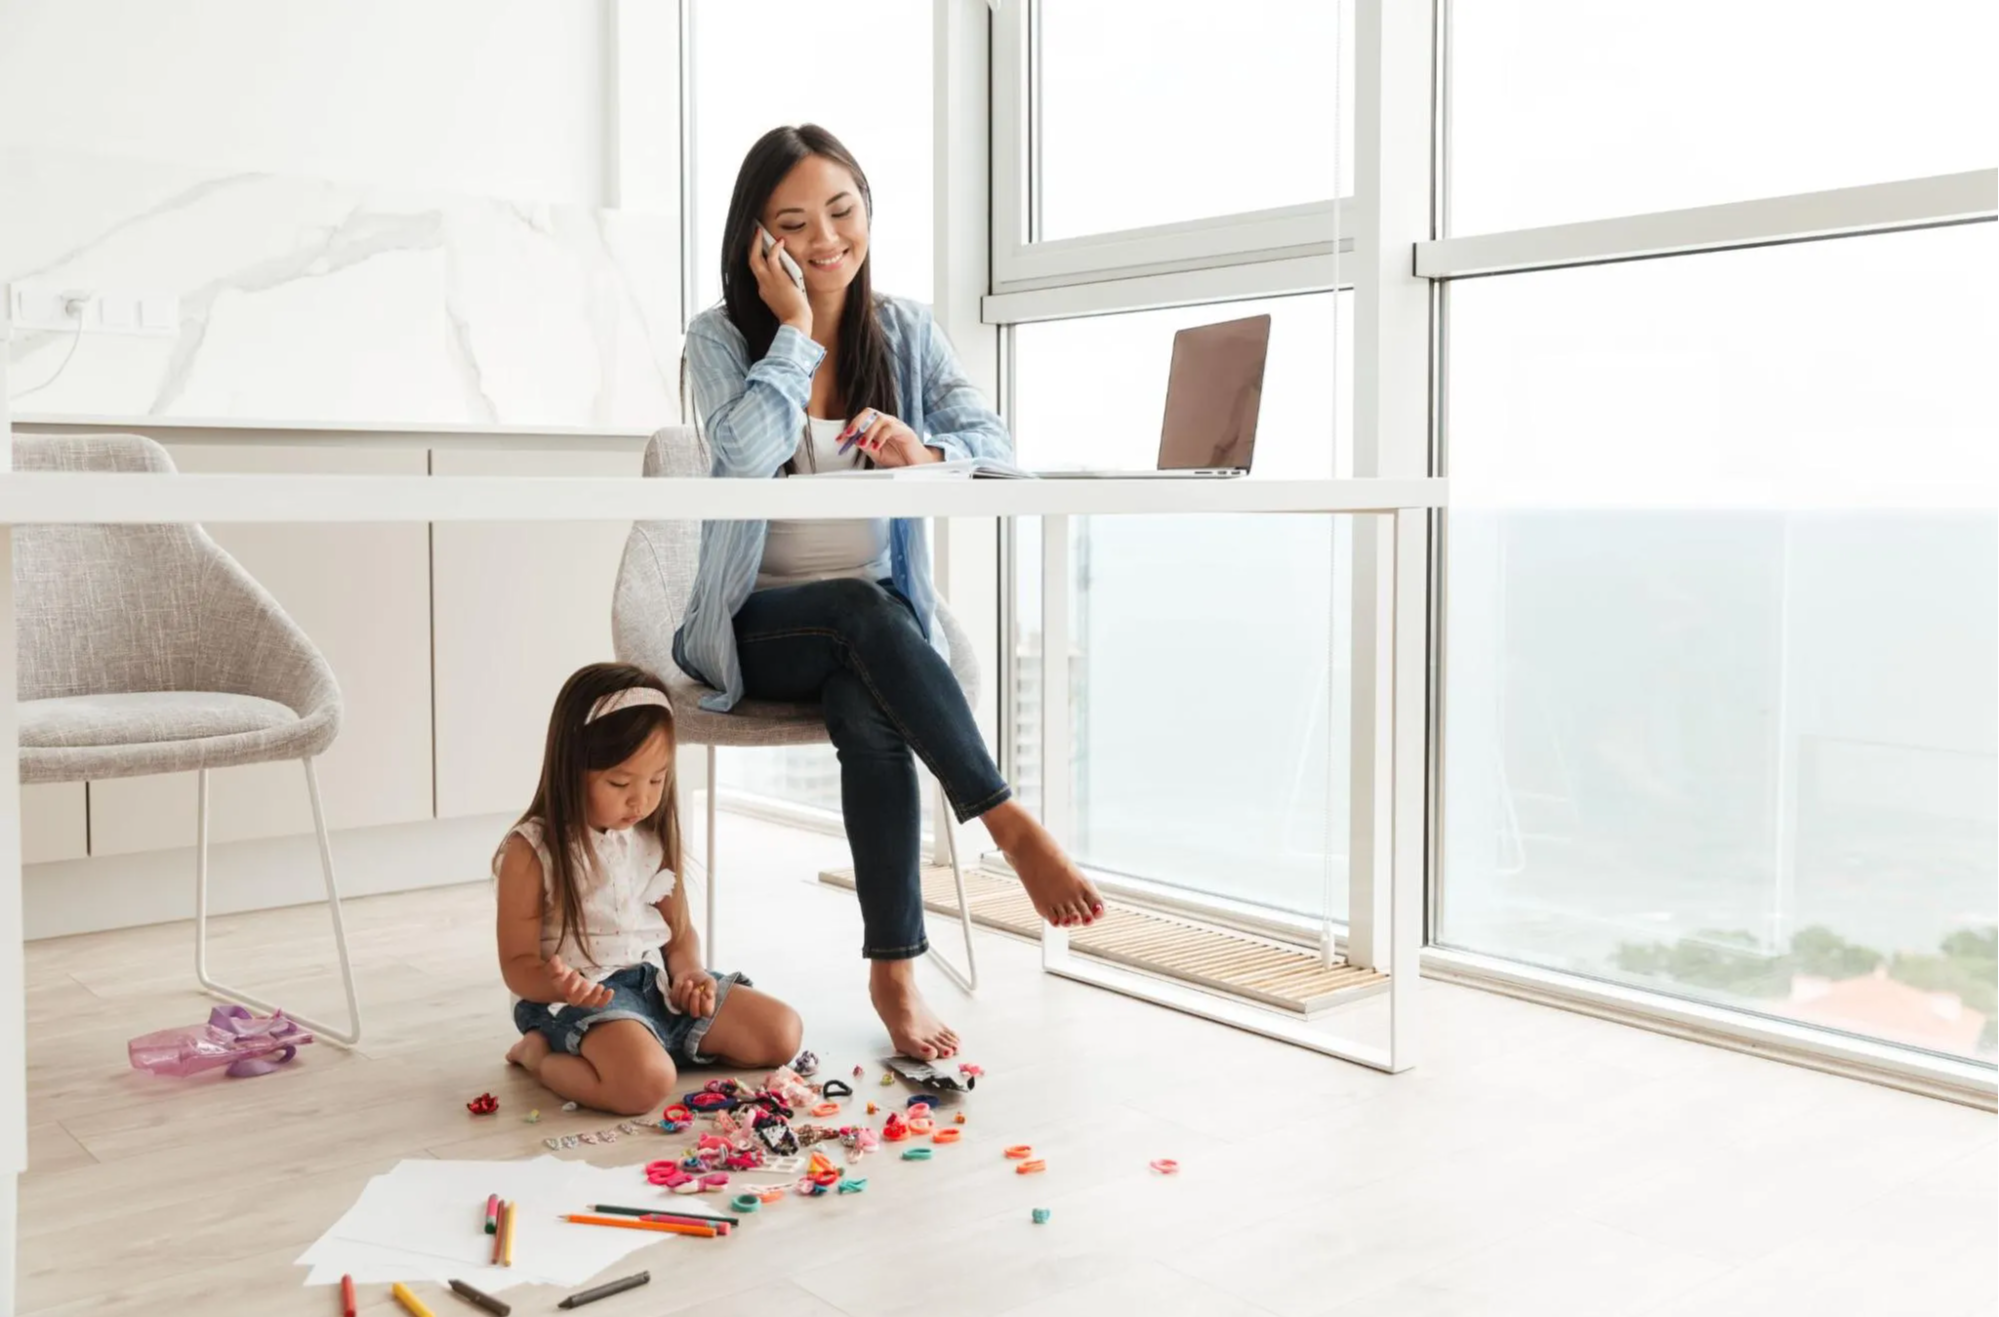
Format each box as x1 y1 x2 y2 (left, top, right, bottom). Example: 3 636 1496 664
1782 965 1988 1054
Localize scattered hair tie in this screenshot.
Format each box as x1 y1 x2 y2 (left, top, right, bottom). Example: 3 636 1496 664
901 1147 933 1161
810 1102 841 1118
819 1079 853 1099
731 1194 762 1213
1149 1158 1180 1175
1015 1159 1046 1175
930 1129 962 1145
1003 1145 1034 1159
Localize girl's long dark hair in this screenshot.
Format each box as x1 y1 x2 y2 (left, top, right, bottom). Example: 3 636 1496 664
716 124 899 437
513 663 682 967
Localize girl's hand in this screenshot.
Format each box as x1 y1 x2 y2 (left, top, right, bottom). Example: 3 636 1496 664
750 226 811 334
547 955 614 1009
669 968 718 1019
841 410 937 469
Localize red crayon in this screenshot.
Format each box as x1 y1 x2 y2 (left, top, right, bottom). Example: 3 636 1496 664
340 1274 357 1317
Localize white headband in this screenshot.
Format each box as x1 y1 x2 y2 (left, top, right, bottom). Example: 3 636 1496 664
584 686 673 725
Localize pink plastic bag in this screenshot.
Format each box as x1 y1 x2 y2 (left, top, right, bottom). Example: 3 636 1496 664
128 1004 313 1078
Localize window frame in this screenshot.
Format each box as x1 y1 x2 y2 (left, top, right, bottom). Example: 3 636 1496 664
987 0 1352 320
1422 0 1999 1100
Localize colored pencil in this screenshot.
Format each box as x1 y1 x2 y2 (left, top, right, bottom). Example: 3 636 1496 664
590 1202 741 1226
489 1198 505 1266
391 1282 438 1317
558 1270 651 1309
447 1278 513 1316
559 1213 717 1239
484 1192 499 1234
501 1199 517 1267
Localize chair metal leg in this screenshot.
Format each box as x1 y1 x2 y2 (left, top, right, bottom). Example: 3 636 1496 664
193 760 362 1047
704 743 719 962
926 778 979 993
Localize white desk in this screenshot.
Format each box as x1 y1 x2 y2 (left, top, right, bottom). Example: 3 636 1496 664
0 470 1445 1303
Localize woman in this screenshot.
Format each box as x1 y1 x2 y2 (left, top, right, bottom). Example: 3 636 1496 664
673 124 1103 1061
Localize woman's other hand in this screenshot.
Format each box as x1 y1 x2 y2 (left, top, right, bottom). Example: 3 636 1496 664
841 410 937 468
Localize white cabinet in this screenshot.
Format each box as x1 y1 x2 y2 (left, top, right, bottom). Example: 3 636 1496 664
430 448 641 819
20 784 86 864
87 444 434 855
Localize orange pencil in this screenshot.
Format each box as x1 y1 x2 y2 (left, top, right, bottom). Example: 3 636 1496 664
560 1213 718 1239
490 1198 505 1266
502 1200 517 1267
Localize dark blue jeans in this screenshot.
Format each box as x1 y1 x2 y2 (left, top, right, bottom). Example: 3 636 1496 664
721 577 1011 960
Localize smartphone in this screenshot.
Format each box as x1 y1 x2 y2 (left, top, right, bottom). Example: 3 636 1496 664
756 224 806 292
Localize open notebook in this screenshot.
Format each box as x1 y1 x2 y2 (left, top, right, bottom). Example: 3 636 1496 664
805 456 1034 480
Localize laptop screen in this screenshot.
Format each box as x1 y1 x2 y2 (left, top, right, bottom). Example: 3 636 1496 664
1156 314 1272 471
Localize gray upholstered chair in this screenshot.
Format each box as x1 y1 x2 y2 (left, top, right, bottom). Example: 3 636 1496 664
613 426 981 991
12 434 361 1043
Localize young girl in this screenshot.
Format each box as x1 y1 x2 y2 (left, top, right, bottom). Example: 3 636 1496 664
498 662 802 1117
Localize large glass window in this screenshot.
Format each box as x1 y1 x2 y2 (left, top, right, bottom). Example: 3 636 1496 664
1011 294 1354 915
1450 0 1998 234
688 0 933 812
1035 0 1351 241
1439 224 1999 1061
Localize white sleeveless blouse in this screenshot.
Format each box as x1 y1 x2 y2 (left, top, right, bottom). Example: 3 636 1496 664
496 818 677 1006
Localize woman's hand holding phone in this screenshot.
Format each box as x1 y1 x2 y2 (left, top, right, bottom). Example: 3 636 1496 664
752 225 811 335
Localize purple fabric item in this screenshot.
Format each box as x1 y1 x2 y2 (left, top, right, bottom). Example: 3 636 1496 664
128 1005 313 1078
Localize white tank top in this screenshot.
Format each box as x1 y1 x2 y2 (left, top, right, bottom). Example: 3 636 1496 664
757 416 892 589
495 817 676 1010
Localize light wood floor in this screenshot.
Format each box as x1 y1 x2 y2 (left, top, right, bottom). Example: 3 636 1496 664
18 814 1998 1316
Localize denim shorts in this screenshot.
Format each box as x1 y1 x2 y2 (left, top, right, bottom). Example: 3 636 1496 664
511 962 750 1066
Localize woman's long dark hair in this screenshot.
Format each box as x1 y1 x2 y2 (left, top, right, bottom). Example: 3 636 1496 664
717 124 899 435
511 662 682 968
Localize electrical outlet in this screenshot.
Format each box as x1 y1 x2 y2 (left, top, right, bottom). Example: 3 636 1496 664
5 284 178 337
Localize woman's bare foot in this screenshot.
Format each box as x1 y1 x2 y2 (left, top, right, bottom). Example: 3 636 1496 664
505 1031 551 1075
869 959 960 1060
983 801 1105 928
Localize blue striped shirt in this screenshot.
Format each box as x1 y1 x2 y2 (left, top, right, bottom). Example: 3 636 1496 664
672 295 1012 711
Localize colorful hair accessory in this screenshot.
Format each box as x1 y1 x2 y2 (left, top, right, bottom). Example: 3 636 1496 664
958 1063 985 1077
907 1117 934 1136
1149 1159 1180 1175
1015 1159 1046 1175
901 1147 933 1161
661 1103 693 1124
524 1109 542 1124
1031 1207 1051 1224
790 1049 819 1078
837 1177 868 1194
584 686 672 725
732 1194 762 1213
757 1186 788 1203
930 1129 961 1144
1004 1145 1034 1160
466 1093 499 1116
811 1102 841 1118
646 1160 692 1187
953 1113 967 1125
699 1172 731 1192
819 1079 854 1099
685 1090 738 1113
853 1064 865 1078
880 1114 909 1142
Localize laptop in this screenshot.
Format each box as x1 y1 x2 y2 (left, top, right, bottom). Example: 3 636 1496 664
1038 313 1271 479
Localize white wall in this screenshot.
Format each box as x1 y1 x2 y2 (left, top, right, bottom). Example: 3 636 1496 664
0 0 609 204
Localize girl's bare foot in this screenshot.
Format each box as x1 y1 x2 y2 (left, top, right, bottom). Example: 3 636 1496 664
983 801 1105 928
505 1031 550 1074
869 959 960 1060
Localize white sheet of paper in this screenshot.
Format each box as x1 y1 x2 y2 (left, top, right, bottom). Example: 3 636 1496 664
296 1156 726 1291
